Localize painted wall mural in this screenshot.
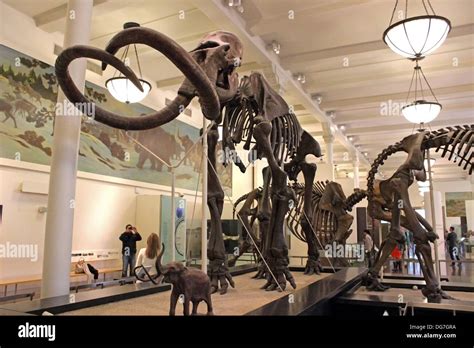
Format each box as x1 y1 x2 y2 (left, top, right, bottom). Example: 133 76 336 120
445 192 472 217
0 44 232 194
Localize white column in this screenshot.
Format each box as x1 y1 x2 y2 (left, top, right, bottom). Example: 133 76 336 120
170 168 176 261
323 135 334 181
201 118 208 272
466 200 474 232
424 191 446 277
41 0 93 299
353 156 360 189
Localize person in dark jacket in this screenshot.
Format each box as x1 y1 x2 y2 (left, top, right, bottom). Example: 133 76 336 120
446 226 460 267
120 224 142 277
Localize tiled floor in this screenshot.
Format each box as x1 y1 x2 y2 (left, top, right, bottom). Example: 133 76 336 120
385 255 474 284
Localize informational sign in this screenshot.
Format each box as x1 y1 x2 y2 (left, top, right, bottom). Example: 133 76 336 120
160 195 186 264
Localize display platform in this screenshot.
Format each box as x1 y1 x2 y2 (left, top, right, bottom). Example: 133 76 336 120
61 270 331 316
333 276 474 317
2 266 472 317
0 281 171 316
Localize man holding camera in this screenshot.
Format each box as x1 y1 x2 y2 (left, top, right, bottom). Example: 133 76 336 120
119 224 142 277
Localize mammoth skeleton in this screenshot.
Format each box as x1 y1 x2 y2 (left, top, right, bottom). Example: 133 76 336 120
56 27 321 293
231 180 366 276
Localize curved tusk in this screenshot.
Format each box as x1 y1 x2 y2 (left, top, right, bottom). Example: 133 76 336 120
101 26 220 120
55 27 220 130
56 45 193 130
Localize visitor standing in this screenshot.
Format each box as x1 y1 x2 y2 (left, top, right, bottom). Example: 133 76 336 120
120 224 142 277
446 226 460 268
363 229 374 268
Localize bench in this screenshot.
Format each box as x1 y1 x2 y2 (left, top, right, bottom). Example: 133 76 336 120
0 292 35 303
69 276 136 293
0 267 123 296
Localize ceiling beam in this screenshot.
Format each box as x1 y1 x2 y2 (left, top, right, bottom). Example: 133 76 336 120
33 0 107 28
335 100 474 124
306 58 474 93
280 23 474 66
346 116 474 136
249 0 372 37
322 84 474 110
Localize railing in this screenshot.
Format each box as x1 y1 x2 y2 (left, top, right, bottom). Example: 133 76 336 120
69 276 136 293
187 254 257 265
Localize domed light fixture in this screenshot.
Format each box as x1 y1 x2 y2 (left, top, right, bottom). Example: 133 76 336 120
383 0 451 59
105 22 151 104
401 60 441 124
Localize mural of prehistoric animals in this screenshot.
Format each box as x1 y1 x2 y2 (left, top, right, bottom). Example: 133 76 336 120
0 44 232 193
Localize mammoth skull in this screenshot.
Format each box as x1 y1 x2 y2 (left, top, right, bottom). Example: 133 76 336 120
179 30 243 105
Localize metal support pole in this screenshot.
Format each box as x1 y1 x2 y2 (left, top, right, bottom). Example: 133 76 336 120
426 149 441 284
378 221 384 280
170 167 176 261
201 118 208 272
41 0 93 299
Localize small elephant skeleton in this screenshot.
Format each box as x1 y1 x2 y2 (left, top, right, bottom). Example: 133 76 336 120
134 244 213 316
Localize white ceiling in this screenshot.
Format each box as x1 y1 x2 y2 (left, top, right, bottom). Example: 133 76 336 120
3 0 473 182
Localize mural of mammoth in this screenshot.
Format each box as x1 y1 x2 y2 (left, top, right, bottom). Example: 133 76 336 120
133 127 184 171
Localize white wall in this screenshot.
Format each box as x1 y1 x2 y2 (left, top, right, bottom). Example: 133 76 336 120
0 159 205 280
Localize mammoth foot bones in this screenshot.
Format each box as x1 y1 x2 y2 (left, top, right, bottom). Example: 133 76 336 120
252 261 267 279
422 286 455 303
260 255 296 292
304 256 323 275
364 272 454 303
363 272 390 292
208 259 235 295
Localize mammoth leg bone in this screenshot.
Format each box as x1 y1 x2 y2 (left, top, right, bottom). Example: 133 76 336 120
229 190 260 267
207 123 235 295
253 166 271 279
300 162 323 275
253 118 296 291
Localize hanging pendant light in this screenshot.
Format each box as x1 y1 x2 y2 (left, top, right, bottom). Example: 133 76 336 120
383 0 451 59
401 60 441 124
105 22 151 104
